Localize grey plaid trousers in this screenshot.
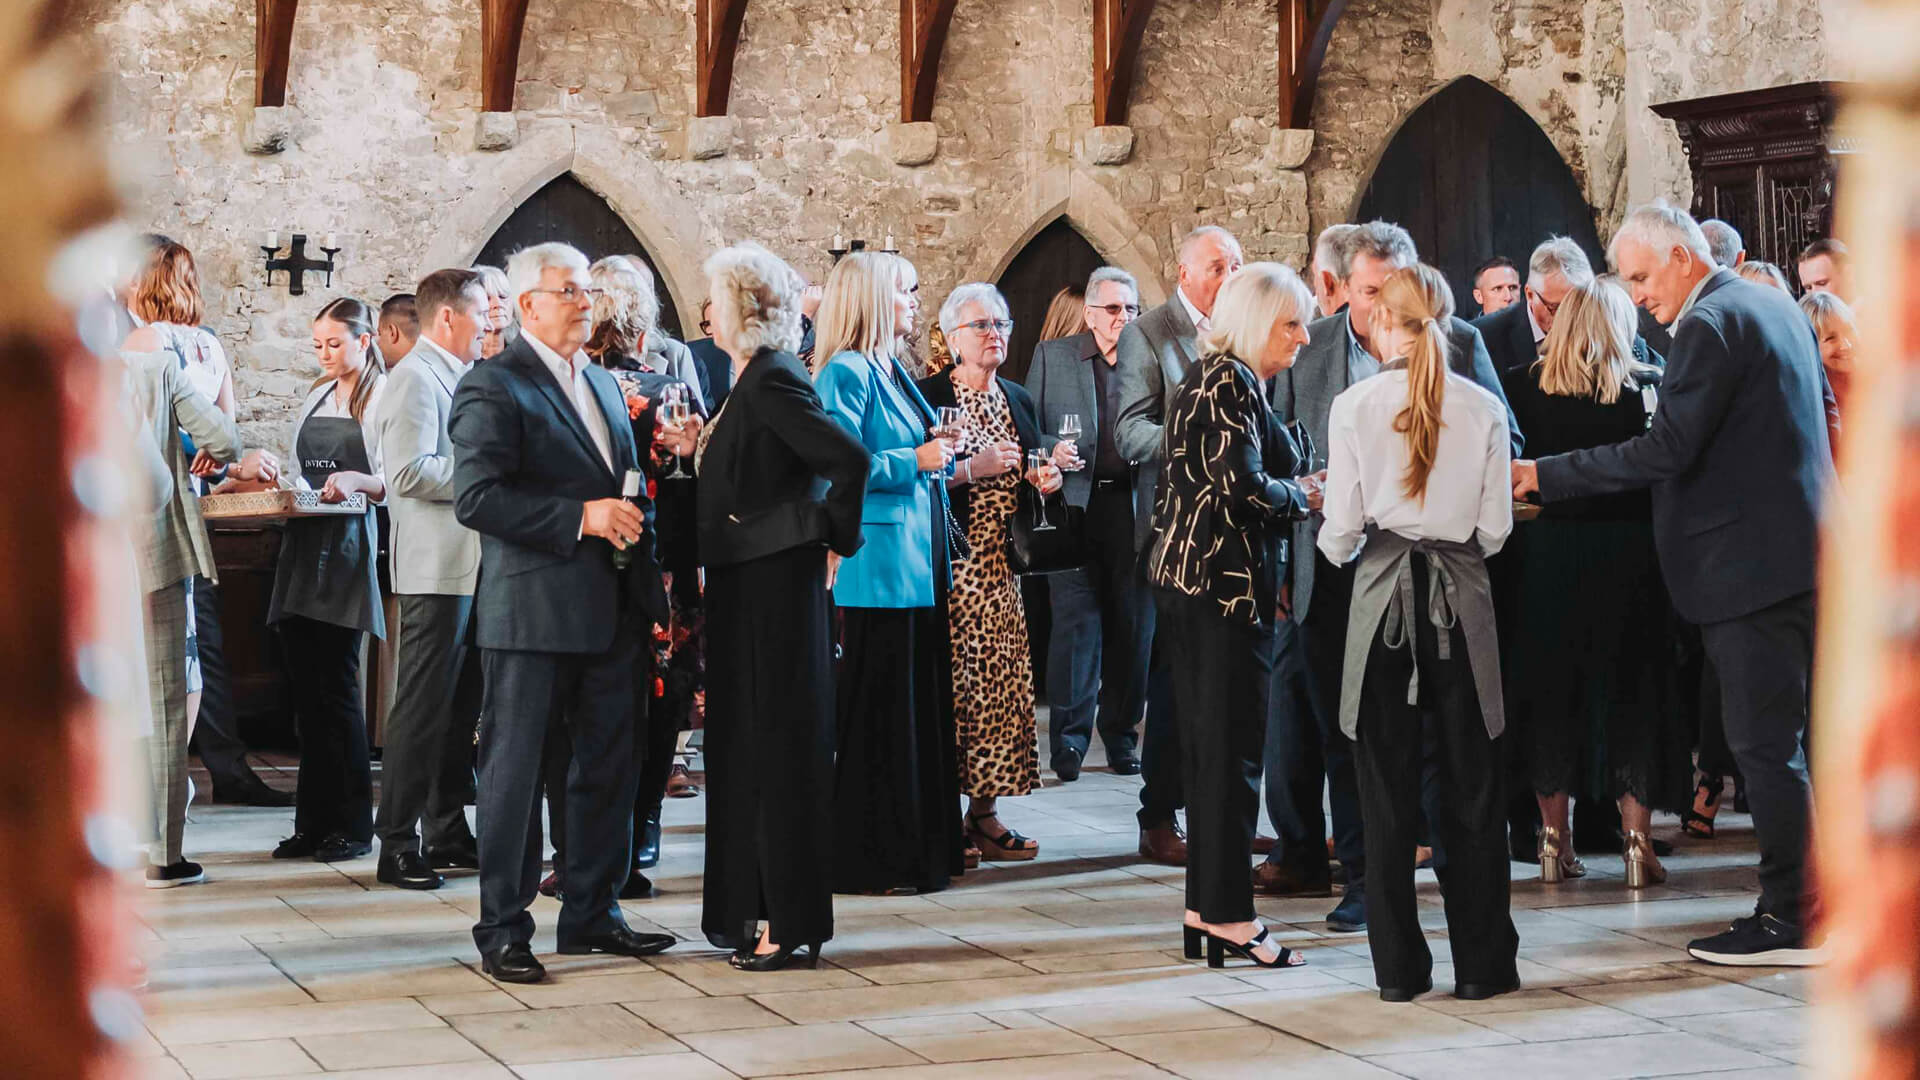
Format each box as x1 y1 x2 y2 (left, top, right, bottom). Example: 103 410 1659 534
144 579 192 864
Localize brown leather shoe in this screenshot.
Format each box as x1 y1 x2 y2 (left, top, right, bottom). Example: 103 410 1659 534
1252 835 1277 856
1138 822 1189 866
1252 860 1333 898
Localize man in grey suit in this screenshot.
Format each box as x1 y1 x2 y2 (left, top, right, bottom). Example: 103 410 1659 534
1516 206 1830 967
372 268 490 891
1114 225 1244 865
1269 220 1523 932
1026 267 1147 783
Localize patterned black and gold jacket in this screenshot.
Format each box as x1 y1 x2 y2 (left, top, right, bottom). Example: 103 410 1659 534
1146 353 1310 627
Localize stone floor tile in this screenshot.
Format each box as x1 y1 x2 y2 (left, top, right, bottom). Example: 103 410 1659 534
450 1003 683 1064
1099 1026 1404 1079
902 907 1081 936
791 1050 1175 1080
1568 975 1801 1017
1451 1002 1670 1041
1415 987 1589 1016
623 994 791 1033
887 1026 1104 1063
1364 1030 1784 1080
301 1065 517 1080
752 968 1253 1024
297 1027 490 1070
859 1014 1003 1038
510 1051 739 1079
646 952 872 996
833 944 1034 984
1019 950 1192 975
1664 1005 1809 1060
1518 937 1693 974
169 1038 318 1078
293 960 496 1002
145 964 313 1013
140 1058 190 1079
501 970 704 1009
1206 988 1519 1055
679 1020 924 1076
416 990 526 1017
148 998 445 1047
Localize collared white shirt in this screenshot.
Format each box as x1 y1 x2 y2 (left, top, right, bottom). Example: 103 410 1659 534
525 331 614 473
1674 270 1716 325
1177 288 1211 335
1526 300 1547 347
1318 368 1514 565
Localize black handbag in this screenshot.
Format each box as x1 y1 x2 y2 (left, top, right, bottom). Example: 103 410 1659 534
1005 483 1086 575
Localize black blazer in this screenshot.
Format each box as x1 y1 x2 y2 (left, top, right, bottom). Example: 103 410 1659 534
1536 269 1835 623
696 348 870 568
450 334 668 654
689 336 733 411
915 371 1042 534
1472 300 1538 376
601 358 698 586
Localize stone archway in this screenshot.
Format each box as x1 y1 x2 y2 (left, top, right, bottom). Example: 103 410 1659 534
968 169 1167 308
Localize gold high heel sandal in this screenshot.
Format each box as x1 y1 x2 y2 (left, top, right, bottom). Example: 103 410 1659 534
1624 829 1667 889
1538 826 1586 884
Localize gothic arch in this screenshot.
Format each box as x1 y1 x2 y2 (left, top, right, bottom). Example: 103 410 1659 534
422 138 708 333
969 169 1167 307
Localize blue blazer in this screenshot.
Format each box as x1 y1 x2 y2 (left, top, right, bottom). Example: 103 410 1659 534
815 349 948 608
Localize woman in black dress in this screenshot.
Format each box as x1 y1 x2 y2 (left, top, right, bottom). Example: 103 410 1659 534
692 245 870 971
1502 277 1690 887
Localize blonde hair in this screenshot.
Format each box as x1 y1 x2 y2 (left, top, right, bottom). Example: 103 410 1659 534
131 240 205 326
1735 260 1794 294
1198 262 1313 365
811 252 899 373
1536 278 1654 405
586 255 659 361
1799 290 1858 344
1039 285 1086 341
704 244 806 358
1373 264 1455 502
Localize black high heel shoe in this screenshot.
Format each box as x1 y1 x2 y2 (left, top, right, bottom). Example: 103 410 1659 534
1205 927 1304 970
730 942 822 972
1183 924 1205 960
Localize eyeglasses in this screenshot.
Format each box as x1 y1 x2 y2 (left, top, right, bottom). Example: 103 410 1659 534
527 286 603 303
959 318 1014 337
1086 303 1141 318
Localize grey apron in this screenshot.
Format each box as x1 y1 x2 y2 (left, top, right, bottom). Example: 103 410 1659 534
1339 529 1502 742
268 390 385 638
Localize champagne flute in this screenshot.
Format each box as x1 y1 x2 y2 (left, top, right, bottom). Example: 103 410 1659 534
1027 448 1054 531
662 383 691 479
933 406 964 444
1058 412 1082 470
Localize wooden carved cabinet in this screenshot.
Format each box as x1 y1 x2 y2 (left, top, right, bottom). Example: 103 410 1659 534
1653 81 1852 287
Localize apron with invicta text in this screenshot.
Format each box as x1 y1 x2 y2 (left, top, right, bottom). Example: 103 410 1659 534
267 390 385 638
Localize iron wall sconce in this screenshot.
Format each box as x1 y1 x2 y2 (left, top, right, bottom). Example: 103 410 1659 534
260 231 340 296
828 234 900 263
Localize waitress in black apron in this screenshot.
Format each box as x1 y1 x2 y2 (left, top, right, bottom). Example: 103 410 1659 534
270 297 388 863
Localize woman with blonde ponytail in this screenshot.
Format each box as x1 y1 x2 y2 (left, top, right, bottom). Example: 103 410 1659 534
1318 263 1519 1003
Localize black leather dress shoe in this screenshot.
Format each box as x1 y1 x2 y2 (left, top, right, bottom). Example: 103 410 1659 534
1108 753 1141 776
1052 747 1083 782
557 926 677 958
634 811 662 870
212 772 296 807
480 943 546 984
619 868 656 900
1454 978 1521 1001
312 833 373 862
376 849 444 891
273 833 317 860
1379 978 1433 1003
425 842 480 871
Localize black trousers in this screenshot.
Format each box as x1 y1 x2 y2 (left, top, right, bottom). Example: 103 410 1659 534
545 643 660 871
1045 484 1150 762
1698 591 1815 928
1157 589 1275 923
188 576 257 787
1263 620 1326 870
278 615 374 843
474 623 640 955
1298 562 1367 892
375 594 481 853
1351 561 1518 992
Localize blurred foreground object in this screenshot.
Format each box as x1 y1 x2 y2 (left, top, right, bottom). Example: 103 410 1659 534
1813 4 1920 1076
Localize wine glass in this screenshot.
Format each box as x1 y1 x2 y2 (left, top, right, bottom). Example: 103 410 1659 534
933 406 964 444
1057 413 1082 470
1027 448 1054 531
661 383 691 479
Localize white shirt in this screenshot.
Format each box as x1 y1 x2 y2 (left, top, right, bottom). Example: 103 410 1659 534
525 331 614 473
1525 301 1546 347
1318 368 1513 565
285 376 386 502
1177 288 1211 335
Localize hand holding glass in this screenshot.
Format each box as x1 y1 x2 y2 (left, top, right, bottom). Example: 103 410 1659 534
1027 448 1055 531
933 407 964 444
1055 413 1084 471
661 384 692 479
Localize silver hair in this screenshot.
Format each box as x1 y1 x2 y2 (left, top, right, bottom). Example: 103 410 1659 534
703 243 806 356
472 263 513 324
1528 236 1595 287
1178 225 1242 266
1086 266 1138 299
1608 204 1714 267
1313 223 1360 278
1699 219 1744 267
589 255 659 345
1345 220 1418 277
504 243 591 312
938 282 1011 338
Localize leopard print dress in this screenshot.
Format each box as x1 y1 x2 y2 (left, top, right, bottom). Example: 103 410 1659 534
949 376 1039 797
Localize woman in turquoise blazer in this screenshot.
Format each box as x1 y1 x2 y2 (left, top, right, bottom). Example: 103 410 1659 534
812 252 966 895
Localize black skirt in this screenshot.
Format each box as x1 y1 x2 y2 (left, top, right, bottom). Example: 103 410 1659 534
831 604 965 894
701 545 837 950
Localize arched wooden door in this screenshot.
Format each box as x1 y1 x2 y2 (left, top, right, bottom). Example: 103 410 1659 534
995 219 1105 385
1355 77 1605 318
477 172 684 339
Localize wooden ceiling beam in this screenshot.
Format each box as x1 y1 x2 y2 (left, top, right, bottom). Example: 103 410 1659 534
696 0 750 118
900 0 959 123
481 0 532 112
1092 0 1155 127
1280 0 1346 129
254 0 299 107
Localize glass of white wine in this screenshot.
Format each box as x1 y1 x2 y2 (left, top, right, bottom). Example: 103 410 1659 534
662 383 691 479
1027 448 1055 531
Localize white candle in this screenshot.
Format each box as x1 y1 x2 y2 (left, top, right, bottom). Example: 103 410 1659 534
833 234 845 250
884 233 895 250
323 232 338 249
266 230 280 249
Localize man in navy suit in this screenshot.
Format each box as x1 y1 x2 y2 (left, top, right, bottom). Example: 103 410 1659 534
1516 206 1832 967
450 242 676 983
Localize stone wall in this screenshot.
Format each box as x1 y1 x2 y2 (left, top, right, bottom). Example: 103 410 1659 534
86 0 1833 443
